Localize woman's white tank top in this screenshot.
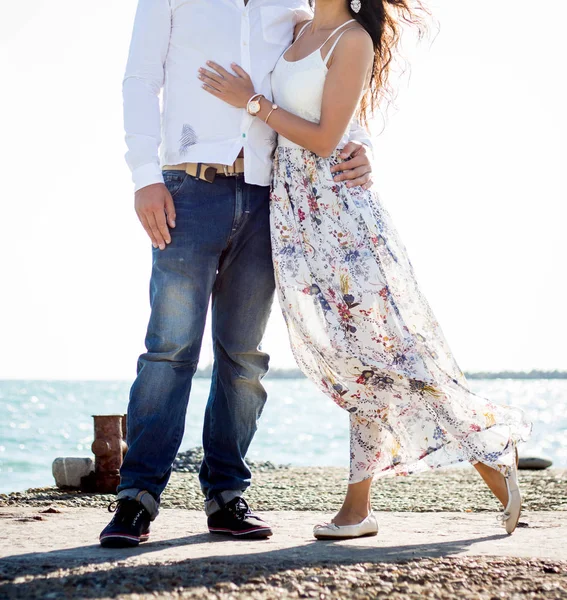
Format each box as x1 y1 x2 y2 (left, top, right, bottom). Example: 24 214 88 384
271 20 357 150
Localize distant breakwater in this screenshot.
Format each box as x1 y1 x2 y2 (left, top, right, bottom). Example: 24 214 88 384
193 368 567 380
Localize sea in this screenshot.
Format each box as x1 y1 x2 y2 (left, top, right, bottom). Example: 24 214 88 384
1 378 566 494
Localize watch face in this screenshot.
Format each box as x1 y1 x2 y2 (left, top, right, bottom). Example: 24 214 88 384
249 100 261 115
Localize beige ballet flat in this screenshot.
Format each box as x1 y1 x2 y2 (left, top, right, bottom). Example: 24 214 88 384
313 512 379 540
500 456 522 534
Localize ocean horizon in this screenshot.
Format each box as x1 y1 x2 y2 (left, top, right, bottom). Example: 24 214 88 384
1 377 566 495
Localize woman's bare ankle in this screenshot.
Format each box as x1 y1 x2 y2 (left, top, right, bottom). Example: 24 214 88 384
474 462 509 507
333 505 370 526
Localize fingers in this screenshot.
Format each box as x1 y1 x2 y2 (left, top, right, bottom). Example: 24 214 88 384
346 173 373 189
335 164 370 182
202 83 223 98
137 212 159 249
164 193 176 229
330 154 364 176
199 67 225 87
146 212 169 250
200 76 223 93
199 61 255 108
336 165 372 188
154 208 172 247
206 60 232 80
199 68 224 93
339 141 364 159
331 166 373 189
231 63 250 79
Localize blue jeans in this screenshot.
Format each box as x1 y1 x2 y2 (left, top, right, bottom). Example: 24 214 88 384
117 172 275 517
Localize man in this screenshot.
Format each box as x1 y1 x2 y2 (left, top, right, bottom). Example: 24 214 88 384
100 0 374 548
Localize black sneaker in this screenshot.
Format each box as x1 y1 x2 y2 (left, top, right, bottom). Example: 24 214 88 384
99 499 151 548
208 497 272 539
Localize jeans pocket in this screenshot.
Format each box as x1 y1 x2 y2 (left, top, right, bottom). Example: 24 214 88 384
163 171 188 199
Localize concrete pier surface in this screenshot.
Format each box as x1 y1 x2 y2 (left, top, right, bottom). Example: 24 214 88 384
1 508 566 599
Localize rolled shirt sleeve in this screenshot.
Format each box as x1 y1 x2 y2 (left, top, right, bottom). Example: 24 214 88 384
347 118 374 153
122 0 172 192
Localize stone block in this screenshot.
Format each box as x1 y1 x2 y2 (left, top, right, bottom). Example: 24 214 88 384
52 457 95 489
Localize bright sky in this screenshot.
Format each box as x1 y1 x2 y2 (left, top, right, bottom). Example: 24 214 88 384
0 1 565 380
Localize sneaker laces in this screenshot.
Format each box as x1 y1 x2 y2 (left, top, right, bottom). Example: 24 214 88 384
107 498 133 513
227 497 251 521
107 498 147 524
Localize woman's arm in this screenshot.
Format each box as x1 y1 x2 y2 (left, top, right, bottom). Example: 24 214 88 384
199 28 374 158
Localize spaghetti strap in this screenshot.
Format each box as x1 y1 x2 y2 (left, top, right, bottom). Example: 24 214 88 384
295 21 311 42
323 27 357 66
283 18 358 65
318 19 356 50
283 20 313 59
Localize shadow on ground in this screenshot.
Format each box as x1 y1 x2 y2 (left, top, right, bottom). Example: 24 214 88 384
0 533 511 599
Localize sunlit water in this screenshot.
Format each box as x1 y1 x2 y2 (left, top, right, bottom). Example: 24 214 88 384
0 379 565 494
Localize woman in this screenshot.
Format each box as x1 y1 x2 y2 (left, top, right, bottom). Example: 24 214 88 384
198 0 531 539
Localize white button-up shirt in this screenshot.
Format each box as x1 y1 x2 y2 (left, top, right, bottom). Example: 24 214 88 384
123 0 371 191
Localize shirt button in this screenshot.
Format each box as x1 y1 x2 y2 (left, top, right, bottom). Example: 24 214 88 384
242 133 246 138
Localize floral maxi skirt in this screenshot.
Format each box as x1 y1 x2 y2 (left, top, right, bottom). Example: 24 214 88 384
270 145 532 483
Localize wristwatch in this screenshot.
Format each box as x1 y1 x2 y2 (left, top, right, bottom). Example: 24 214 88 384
246 93 264 116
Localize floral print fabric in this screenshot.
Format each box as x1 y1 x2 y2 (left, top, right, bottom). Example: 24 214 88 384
270 146 532 483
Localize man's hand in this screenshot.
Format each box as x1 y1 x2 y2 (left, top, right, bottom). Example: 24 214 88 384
135 183 176 250
331 141 374 190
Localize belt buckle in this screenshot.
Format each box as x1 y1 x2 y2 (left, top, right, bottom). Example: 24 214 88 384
223 165 230 177
203 165 217 183
193 163 217 183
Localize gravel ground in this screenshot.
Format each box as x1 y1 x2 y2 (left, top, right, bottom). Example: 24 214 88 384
1 556 566 599
2 450 566 599
1 462 566 513
173 447 287 474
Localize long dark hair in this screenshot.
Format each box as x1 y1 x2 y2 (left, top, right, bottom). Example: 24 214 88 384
348 0 430 124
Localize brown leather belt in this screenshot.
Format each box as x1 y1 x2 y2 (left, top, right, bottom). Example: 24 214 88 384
162 159 245 184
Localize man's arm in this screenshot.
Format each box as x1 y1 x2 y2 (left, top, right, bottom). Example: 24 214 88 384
124 0 176 250
293 0 314 26
346 118 373 151
123 0 171 192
